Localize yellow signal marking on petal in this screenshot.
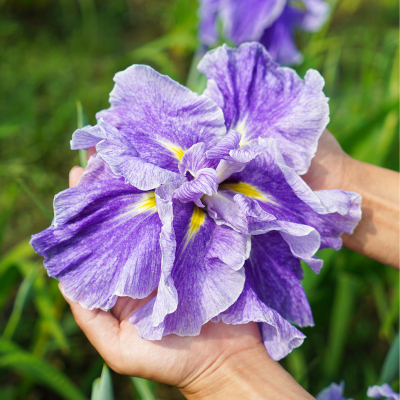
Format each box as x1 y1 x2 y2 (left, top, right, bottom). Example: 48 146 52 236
131 192 157 213
184 205 206 245
220 182 277 204
157 139 185 161
235 117 248 146
114 192 157 222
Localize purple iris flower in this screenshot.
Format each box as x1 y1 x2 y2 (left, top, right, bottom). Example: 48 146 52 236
30 42 361 361
198 0 330 65
367 384 400 400
317 382 399 400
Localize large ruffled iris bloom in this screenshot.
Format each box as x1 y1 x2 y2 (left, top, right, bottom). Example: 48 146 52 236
316 382 399 400
30 43 361 361
199 0 330 65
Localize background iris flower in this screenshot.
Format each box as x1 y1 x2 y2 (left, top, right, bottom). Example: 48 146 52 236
316 382 400 400
30 42 361 361
198 0 330 65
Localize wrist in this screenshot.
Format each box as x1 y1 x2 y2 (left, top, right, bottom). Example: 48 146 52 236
178 343 314 400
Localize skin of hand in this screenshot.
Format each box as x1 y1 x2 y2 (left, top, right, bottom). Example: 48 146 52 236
302 129 399 269
67 164 315 400
64 132 399 399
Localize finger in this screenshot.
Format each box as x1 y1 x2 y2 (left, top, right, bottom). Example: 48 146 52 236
87 146 96 161
111 290 157 322
59 284 121 365
69 166 84 188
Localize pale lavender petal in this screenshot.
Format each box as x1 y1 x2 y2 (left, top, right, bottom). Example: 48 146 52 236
229 137 271 163
219 0 286 44
202 188 272 234
30 180 162 310
198 42 330 174
178 142 218 176
173 168 219 207
367 384 400 400
95 121 186 191
213 276 305 361
249 218 323 273
198 0 221 45
260 7 304 66
130 205 247 339
247 232 314 327
70 124 106 150
316 382 349 400
300 0 330 31
206 129 241 161
151 183 180 326
78 154 122 186
97 64 226 173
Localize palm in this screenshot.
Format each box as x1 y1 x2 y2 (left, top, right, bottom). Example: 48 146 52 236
66 293 263 388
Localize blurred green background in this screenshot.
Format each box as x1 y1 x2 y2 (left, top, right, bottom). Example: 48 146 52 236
0 0 398 399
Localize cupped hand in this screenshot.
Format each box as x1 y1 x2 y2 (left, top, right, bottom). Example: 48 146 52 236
66 162 315 400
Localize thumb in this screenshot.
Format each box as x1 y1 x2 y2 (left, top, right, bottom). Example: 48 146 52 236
59 284 121 366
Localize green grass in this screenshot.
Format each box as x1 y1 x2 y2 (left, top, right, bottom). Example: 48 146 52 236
0 0 398 399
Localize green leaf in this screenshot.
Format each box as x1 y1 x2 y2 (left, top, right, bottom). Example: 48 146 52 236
15 178 53 221
91 364 114 400
0 238 35 278
76 101 89 168
0 339 88 400
2 263 39 340
379 333 399 384
32 272 69 353
131 377 157 400
322 273 359 379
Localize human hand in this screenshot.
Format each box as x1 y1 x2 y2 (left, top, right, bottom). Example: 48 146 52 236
302 129 399 268
66 164 315 400
302 129 350 191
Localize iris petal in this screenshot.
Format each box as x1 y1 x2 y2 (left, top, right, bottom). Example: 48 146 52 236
198 42 330 174
30 178 162 310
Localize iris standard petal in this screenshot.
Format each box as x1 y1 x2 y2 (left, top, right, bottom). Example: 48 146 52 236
367 384 400 400
78 154 122 186
178 142 218 176
30 180 162 310
94 120 186 191
70 123 106 150
198 42 329 174
219 0 286 44
206 129 242 162
96 64 226 173
130 201 247 339
173 168 219 207
213 274 305 361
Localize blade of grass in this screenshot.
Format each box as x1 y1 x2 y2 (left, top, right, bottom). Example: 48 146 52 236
0 338 88 400
14 261 69 354
2 263 39 340
378 333 399 384
15 178 52 221
0 238 36 277
76 101 89 168
0 183 19 250
322 272 359 379
131 377 157 400
91 364 114 400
